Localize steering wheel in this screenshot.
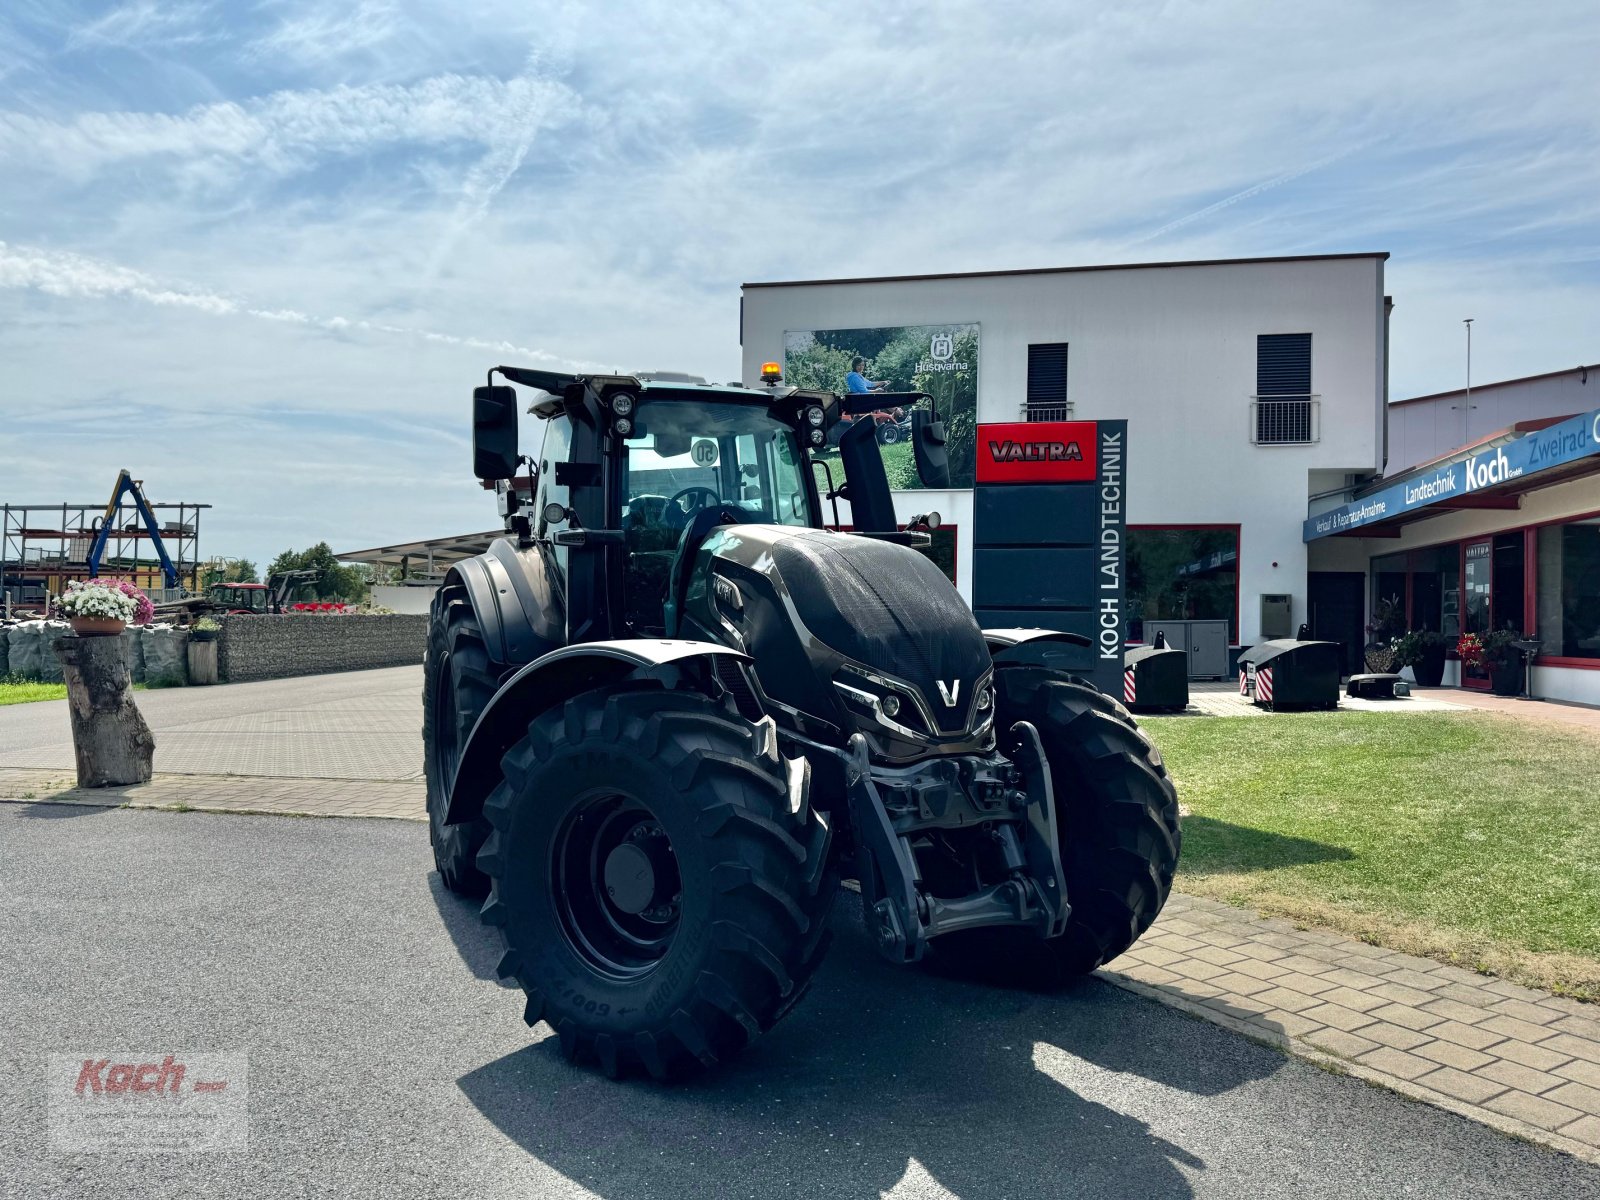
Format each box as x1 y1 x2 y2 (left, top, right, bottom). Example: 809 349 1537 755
662 486 721 530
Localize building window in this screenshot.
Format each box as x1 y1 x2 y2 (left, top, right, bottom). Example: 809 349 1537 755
1253 333 1318 444
1408 543 1459 636
1536 517 1600 659
1127 527 1238 642
1024 342 1070 422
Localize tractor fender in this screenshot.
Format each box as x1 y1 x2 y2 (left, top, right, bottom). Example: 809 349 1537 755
984 628 1097 671
444 639 755 827
446 538 564 670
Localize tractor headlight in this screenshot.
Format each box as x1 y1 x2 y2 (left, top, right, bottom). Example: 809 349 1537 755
805 405 825 428
808 428 826 446
614 416 634 437
611 392 636 417
881 694 901 718
976 685 992 713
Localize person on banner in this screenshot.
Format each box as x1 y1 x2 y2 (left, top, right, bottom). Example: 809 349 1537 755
832 357 903 447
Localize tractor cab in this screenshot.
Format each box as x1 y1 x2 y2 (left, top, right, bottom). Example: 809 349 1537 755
209 582 268 614
474 364 952 645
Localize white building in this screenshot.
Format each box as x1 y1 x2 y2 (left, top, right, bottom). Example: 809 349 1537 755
1389 363 1597 471
741 253 1392 665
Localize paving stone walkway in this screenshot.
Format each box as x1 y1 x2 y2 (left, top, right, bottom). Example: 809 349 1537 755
1181 679 1472 717
1101 894 1600 1164
0 767 424 820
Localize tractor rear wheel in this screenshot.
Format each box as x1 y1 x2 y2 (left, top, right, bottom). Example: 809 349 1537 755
479 686 836 1080
423 583 497 898
933 669 1180 985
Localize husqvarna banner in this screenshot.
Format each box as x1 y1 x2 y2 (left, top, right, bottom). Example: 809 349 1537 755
1304 405 1600 541
784 323 979 489
970 419 1128 695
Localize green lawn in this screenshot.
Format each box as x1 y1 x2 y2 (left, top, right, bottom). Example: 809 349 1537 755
1141 711 1600 998
0 678 148 705
0 680 67 705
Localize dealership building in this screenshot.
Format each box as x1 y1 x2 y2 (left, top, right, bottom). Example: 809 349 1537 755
740 255 1600 704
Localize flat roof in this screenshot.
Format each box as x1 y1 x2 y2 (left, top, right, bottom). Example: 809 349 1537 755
335 531 502 572
1393 363 1599 408
743 251 1389 290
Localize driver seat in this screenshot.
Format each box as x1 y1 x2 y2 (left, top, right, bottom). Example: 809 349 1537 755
663 505 769 637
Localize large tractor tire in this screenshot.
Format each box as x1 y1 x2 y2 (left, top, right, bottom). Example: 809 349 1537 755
423 583 498 898
479 685 836 1080
933 669 1180 985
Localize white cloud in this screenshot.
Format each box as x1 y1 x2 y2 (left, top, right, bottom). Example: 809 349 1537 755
0 239 595 367
65 1 219 51
245 0 400 66
0 70 582 183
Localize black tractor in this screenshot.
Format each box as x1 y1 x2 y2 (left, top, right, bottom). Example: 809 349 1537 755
424 365 1179 1080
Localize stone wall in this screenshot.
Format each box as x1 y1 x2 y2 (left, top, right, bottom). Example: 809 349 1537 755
217 613 427 683
0 621 187 685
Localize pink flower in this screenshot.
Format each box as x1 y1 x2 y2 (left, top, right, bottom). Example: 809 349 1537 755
105 578 155 625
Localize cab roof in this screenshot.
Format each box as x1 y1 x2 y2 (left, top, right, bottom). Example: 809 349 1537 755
492 364 810 418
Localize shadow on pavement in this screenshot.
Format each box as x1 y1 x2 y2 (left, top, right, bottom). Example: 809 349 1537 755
427 872 514 987
457 894 1287 1199
1177 815 1355 874
11 800 117 820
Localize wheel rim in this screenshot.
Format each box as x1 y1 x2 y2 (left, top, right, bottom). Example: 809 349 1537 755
552 792 682 979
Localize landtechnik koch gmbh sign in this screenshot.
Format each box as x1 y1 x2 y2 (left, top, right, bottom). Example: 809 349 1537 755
1303 406 1600 541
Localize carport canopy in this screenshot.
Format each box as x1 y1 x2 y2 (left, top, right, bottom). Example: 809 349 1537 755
335 530 502 578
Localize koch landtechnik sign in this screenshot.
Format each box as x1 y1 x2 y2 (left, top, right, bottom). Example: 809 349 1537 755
1303 406 1600 541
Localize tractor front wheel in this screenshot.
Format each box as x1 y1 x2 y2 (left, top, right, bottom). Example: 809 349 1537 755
479 686 836 1080
932 669 1180 985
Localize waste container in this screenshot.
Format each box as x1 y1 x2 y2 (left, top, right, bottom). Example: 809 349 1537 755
1123 644 1189 712
1236 639 1341 710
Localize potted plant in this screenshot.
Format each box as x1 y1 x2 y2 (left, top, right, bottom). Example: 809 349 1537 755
54 580 139 636
1483 630 1529 696
189 616 221 642
1394 629 1449 687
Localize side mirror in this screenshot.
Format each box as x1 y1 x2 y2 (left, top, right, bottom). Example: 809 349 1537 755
912 409 950 489
473 385 520 481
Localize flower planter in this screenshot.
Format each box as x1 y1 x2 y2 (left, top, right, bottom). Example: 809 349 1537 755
70 616 126 637
1490 659 1525 697
1412 646 1447 688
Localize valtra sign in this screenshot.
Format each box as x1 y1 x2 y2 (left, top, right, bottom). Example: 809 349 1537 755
971 419 1127 696
976 421 1098 484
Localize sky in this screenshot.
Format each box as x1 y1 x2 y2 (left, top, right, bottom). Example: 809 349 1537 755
1 1 1597 572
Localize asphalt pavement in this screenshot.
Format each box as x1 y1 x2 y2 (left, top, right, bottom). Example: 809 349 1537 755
2 803 1595 1199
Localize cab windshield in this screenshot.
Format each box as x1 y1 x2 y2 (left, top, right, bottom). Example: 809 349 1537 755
619 399 813 531
619 398 813 633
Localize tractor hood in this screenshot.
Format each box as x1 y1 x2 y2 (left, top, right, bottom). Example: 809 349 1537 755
685 525 994 750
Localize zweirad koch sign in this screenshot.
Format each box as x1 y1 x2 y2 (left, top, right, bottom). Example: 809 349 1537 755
972 420 1127 694
1305 406 1600 541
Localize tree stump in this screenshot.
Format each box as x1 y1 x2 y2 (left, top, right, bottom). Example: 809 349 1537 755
52 634 155 787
